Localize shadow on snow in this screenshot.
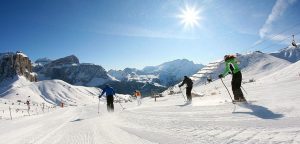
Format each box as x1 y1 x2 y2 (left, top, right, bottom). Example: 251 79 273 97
70 118 84 122
176 102 192 107
233 103 284 119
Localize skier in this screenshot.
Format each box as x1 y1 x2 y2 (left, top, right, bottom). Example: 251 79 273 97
26 96 30 111
207 76 212 84
134 90 142 106
99 85 116 112
26 100 30 110
179 76 193 102
218 55 246 102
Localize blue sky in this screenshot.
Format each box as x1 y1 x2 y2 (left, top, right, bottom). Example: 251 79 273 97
1 0 300 70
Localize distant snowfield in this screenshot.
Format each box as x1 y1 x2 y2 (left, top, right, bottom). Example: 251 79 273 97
1 61 300 143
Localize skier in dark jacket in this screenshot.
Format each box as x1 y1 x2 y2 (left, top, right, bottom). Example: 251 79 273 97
219 55 246 102
179 76 193 102
99 85 116 112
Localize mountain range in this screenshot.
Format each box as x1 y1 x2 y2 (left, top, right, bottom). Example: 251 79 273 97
33 55 112 87
31 55 203 95
1 44 300 99
108 59 204 86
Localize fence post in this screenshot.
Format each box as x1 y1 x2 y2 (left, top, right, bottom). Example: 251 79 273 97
9 107 12 120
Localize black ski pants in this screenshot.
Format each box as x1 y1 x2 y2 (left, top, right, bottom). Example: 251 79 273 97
231 71 245 101
186 87 193 101
106 95 114 112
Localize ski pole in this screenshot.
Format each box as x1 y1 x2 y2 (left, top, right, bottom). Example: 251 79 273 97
118 102 125 110
98 98 100 114
241 86 248 95
220 78 234 101
114 95 125 110
179 87 187 102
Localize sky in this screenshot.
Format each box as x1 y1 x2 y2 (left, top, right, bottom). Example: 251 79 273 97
0 0 300 70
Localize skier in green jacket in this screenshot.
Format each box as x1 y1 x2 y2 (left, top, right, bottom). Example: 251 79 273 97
219 55 246 102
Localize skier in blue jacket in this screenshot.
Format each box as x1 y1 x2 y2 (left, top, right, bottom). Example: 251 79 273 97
99 85 116 112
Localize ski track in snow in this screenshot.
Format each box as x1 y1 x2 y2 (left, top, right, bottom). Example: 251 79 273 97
1 94 300 144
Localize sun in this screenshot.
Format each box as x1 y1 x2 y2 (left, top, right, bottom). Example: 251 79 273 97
178 5 202 29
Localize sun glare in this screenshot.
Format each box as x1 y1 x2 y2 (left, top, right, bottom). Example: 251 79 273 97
178 5 202 29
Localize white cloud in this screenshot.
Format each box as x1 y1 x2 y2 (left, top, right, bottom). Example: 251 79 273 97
259 0 297 38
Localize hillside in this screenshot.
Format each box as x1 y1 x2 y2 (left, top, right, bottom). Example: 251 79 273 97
0 76 100 106
190 52 291 85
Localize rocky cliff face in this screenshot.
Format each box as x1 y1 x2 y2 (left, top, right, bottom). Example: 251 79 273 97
34 55 111 86
0 52 37 82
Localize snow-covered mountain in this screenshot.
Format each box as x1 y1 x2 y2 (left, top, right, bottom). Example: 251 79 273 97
32 55 167 96
108 68 144 81
261 58 300 82
34 57 52 66
34 55 112 87
108 59 204 86
0 53 102 106
270 44 300 63
190 51 291 85
0 76 99 105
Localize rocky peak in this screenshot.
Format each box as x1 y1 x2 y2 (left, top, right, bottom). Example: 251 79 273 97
0 52 37 82
33 55 111 86
46 55 79 67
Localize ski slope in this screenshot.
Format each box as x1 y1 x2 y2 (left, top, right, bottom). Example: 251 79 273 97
1 61 300 144
0 76 100 106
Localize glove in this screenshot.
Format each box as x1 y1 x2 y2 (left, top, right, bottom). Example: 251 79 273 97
218 74 223 78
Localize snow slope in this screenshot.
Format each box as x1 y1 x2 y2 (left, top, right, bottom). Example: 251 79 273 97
270 44 300 63
1 60 300 143
0 76 100 106
261 59 300 82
